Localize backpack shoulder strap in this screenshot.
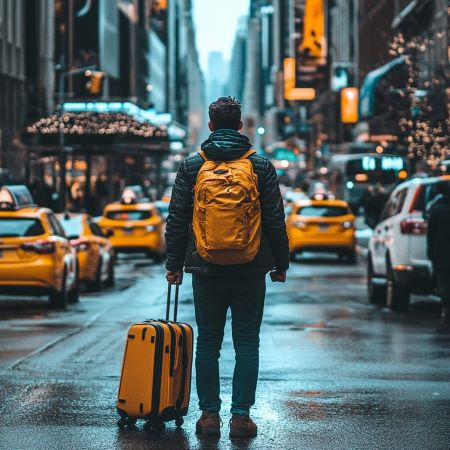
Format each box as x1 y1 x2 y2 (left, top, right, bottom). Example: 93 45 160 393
240 149 256 160
198 150 209 161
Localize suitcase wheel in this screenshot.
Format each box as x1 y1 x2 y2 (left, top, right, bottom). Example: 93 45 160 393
175 417 184 428
117 417 137 429
144 420 166 432
117 418 127 429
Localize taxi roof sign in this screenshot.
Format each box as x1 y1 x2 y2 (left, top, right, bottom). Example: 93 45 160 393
120 185 150 204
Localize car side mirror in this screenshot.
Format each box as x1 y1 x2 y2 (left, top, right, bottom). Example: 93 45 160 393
104 228 114 238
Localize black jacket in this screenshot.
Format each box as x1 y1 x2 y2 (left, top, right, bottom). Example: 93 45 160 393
165 129 289 276
427 196 450 271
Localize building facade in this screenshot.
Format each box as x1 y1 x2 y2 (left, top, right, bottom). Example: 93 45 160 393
231 0 448 172
227 16 248 102
0 0 26 181
0 0 205 183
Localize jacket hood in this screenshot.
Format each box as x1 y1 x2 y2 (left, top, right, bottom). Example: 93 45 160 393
200 129 252 161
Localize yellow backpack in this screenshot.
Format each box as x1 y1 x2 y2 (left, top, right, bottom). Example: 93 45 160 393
192 149 261 265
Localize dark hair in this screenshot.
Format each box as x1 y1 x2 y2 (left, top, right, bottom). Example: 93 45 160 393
209 97 241 130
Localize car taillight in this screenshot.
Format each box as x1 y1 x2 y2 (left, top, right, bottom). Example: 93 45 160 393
70 239 91 252
341 221 354 230
400 218 427 235
21 240 56 254
294 220 307 229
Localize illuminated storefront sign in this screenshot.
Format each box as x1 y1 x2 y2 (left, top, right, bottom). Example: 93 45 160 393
341 88 359 123
286 0 327 101
299 0 327 64
284 58 316 101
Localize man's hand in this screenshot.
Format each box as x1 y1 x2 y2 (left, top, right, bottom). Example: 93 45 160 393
270 270 286 283
166 270 183 285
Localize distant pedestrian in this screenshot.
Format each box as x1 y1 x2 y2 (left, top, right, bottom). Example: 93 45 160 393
165 97 289 438
359 185 376 227
427 180 450 331
371 183 389 222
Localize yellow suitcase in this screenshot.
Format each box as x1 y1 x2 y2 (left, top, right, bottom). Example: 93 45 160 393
116 284 193 430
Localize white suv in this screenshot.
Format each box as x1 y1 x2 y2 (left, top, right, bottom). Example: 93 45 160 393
367 176 450 311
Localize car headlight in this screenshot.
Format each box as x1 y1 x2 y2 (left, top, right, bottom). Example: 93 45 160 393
146 225 156 232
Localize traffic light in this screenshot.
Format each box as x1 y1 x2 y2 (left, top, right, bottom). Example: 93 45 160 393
85 71 104 95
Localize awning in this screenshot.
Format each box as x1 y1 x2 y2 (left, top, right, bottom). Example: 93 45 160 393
24 101 187 147
359 56 406 120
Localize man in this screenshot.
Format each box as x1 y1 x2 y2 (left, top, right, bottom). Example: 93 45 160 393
165 97 289 438
427 180 450 331
358 185 375 228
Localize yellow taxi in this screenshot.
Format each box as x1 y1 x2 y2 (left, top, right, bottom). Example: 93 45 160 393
286 198 357 263
0 186 78 308
58 213 115 292
97 191 165 261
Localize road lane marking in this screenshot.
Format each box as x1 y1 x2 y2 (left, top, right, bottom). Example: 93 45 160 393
4 305 112 372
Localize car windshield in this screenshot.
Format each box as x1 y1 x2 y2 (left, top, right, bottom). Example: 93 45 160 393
297 206 349 217
59 217 83 239
106 210 151 220
0 218 45 237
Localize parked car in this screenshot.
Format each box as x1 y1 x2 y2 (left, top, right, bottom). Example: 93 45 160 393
58 213 115 292
367 175 450 311
0 185 78 308
286 197 357 262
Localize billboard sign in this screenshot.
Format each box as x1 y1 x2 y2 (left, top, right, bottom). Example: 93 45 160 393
341 88 359 123
284 58 316 101
290 0 328 97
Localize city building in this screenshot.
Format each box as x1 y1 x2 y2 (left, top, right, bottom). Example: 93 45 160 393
241 1 273 147
207 52 226 106
185 8 206 148
0 0 26 182
232 0 448 174
167 0 206 147
0 0 204 212
227 16 248 102
357 0 448 166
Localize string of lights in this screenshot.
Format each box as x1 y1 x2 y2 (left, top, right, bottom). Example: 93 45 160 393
26 112 169 139
388 21 449 167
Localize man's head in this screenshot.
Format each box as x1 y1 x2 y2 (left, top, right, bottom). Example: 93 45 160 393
208 97 243 132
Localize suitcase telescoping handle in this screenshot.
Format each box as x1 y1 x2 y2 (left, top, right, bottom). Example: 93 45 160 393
166 283 180 322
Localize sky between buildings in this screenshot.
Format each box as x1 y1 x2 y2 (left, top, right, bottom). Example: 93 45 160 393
192 0 250 74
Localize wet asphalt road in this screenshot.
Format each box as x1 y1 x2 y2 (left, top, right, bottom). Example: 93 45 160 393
0 254 449 450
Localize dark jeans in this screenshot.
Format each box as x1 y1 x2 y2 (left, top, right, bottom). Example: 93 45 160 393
192 274 266 416
436 271 450 308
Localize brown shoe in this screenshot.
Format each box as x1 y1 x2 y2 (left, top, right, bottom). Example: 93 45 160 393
196 411 221 436
229 414 257 439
